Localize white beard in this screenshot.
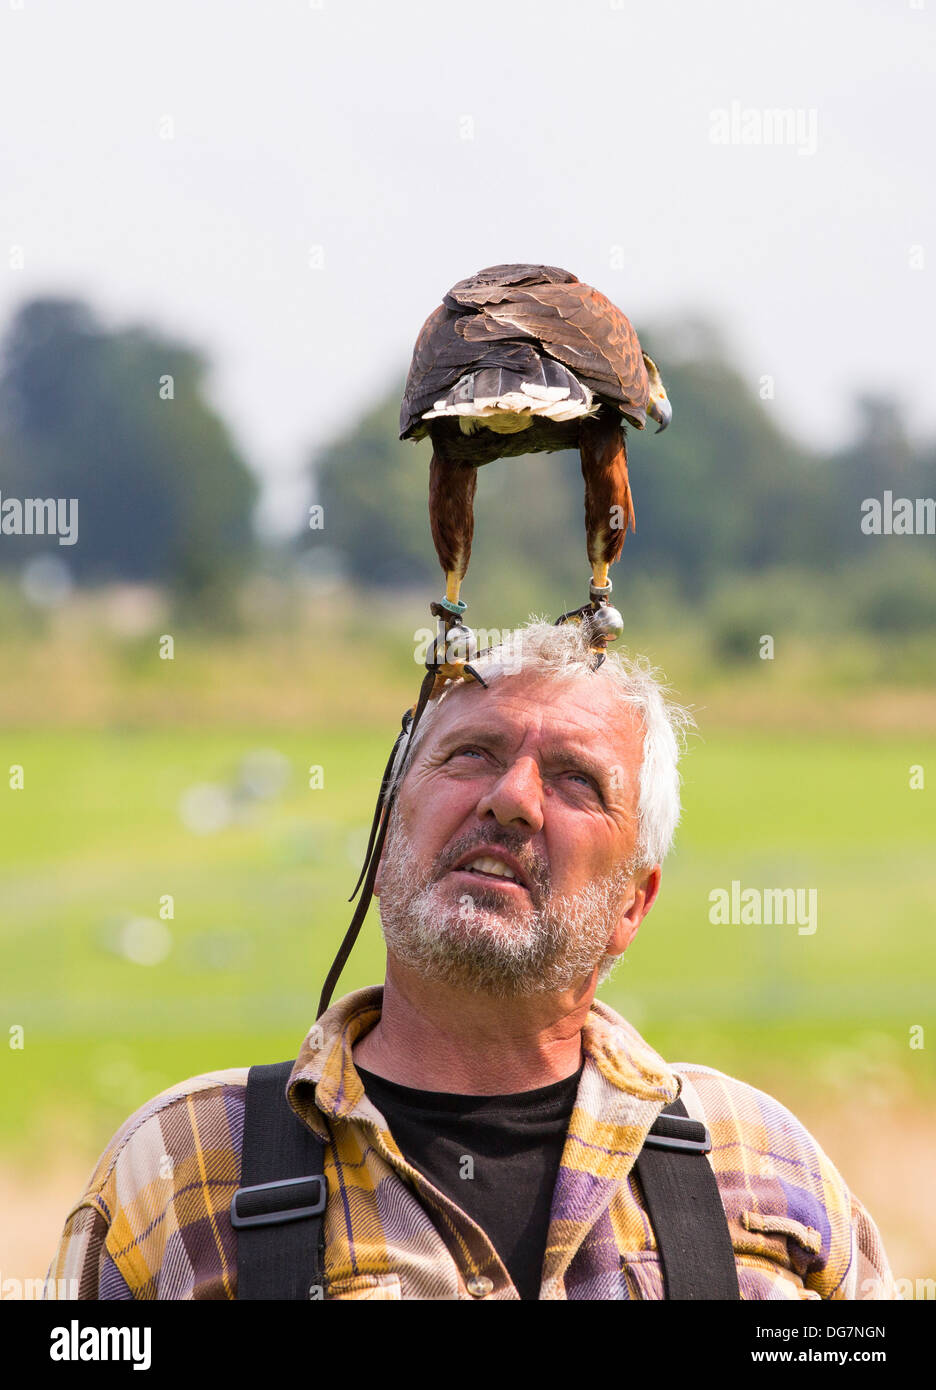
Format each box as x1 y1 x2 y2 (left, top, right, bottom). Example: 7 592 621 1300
376 807 637 998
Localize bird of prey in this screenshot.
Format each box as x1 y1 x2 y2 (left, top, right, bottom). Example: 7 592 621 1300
400 263 671 615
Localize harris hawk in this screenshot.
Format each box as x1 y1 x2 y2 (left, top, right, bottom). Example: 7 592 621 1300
400 263 671 623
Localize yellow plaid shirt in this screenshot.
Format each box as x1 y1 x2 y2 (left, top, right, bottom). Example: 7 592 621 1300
46 985 895 1300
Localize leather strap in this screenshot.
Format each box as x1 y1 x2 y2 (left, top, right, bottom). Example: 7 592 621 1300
633 1095 740 1300
317 664 438 1018
231 1061 328 1301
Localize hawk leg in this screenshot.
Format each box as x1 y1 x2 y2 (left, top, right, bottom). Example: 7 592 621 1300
579 411 635 591
428 441 478 608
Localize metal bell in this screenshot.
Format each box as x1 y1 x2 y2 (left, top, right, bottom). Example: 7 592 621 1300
589 603 624 642
444 623 478 665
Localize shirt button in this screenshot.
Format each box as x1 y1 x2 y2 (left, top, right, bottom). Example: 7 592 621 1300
467 1275 494 1298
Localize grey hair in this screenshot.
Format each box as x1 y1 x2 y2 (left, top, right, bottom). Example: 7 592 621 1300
386 617 695 868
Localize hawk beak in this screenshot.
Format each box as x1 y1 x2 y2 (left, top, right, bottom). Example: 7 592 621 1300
649 395 672 434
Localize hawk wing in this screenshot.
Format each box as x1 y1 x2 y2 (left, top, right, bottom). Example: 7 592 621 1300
400 264 650 439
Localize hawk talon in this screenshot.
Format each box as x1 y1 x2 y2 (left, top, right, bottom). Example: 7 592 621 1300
554 601 594 627
429 657 488 687
462 663 488 688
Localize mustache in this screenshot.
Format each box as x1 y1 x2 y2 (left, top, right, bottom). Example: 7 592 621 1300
435 825 549 897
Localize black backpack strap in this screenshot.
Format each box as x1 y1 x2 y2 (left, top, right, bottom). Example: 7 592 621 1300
633 1095 740 1300
231 1067 737 1301
231 1060 329 1301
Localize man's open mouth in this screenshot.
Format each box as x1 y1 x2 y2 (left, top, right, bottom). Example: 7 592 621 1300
446 854 532 893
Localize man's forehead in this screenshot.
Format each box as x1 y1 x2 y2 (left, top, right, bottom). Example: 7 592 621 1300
426 670 643 755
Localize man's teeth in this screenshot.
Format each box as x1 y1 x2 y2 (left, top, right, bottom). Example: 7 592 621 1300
464 856 518 881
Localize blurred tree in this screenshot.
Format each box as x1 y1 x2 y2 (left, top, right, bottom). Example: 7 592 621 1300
617 351 833 589
310 385 437 590
0 297 259 598
824 395 923 558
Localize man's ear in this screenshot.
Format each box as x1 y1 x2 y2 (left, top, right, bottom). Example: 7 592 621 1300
605 865 662 957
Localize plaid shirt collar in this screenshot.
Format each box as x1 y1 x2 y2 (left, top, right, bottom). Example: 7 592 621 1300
287 983 680 1123
285 983 681 1291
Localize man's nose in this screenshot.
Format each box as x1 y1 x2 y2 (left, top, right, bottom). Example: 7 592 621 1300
474 756 545 832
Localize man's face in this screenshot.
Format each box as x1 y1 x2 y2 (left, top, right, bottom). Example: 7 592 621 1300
374 670 660 997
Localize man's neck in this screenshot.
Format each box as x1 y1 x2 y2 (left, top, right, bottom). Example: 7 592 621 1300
350 960 594 1094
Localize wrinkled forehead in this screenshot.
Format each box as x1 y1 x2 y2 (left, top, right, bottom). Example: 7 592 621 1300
421 668 645 763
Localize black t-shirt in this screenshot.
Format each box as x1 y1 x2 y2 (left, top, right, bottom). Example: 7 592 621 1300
356 1060 584 1301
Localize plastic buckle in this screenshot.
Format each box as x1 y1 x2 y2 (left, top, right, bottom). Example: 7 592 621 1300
642 1117 713 1155
230 1174 327 1229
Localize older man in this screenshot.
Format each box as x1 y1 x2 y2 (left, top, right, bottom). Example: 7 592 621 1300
47 620 894 1300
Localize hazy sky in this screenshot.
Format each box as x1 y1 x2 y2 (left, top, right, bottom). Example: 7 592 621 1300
2 0 933 532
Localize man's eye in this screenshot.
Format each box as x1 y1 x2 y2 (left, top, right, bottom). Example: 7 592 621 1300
450 747 484 760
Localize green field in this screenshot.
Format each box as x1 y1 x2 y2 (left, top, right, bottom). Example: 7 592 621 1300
2 724 933 1163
